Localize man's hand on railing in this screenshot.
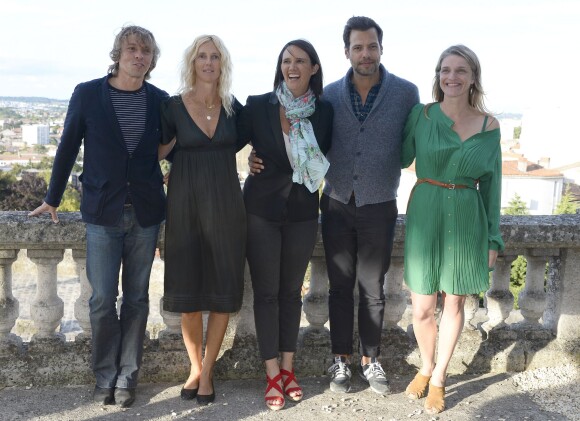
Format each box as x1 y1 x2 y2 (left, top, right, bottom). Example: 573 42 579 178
29 202 59 223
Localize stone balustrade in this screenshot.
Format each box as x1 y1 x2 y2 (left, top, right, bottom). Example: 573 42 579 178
0 211 579 386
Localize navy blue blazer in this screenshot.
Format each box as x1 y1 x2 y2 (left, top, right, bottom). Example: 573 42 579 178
237 92 333 222
45 75 169 227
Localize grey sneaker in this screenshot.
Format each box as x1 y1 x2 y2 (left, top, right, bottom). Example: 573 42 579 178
359 358 391 395
328 356 352 393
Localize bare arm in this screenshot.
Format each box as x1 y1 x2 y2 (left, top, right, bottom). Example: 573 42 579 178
158 138 176 161
488 249 498 270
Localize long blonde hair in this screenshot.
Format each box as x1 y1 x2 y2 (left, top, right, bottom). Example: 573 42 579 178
178 35 234 117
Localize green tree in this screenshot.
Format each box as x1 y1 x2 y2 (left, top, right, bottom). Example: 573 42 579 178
7 163 25 178
0 173 47 210
58 185 81 211
510 256 527 309
33 144 48 154
513 126 522 139
502 193 529 308
0 172 16 202
36 156 55 170
503 193 529 215
554 184 578 215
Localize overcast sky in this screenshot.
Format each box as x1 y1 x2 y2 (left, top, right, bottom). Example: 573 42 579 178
1 0 578 117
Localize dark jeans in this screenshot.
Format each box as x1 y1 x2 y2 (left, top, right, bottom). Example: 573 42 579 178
321 194 398 358
246 213 318 360
86 206 159 389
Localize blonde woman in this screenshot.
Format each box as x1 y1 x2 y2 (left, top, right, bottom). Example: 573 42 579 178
159 35 245 405
401 45 503 414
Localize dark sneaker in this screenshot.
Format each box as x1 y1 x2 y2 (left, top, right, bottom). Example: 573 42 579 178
328 356 352 393
93 386 115 405
359 358 391 395
114 387 136 408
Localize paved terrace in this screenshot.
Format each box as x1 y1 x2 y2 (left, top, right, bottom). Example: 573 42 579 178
1 366 579 420
1 211 580 420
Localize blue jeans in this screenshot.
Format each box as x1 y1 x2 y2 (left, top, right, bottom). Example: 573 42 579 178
86 206 159 389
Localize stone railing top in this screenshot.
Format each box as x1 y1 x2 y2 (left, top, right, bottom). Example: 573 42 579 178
1 211 579 251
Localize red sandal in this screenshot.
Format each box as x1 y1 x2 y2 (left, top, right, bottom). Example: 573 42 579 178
280 368 303 402
265 372 285 410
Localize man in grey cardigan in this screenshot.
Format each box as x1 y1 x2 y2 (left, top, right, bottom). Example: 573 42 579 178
322 16 419 395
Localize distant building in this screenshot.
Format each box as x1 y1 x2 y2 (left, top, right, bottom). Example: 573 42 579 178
554 162 580 185
502 158 564 215
1 129 17 139
0 154 43 169
22 124 49 146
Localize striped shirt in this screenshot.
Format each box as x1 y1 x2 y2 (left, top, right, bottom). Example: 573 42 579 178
109 85 147 153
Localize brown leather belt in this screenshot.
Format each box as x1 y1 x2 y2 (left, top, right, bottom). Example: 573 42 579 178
415 177 472 190
408 177 478 207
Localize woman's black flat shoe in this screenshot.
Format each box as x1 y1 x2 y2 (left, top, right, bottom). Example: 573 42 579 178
180 387 198 400
196 380 215 405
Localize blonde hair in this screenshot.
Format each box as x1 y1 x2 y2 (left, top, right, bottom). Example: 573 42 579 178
178 35 234 117
432 44 490 115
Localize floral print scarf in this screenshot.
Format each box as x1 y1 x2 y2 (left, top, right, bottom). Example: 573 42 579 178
276 81 329 193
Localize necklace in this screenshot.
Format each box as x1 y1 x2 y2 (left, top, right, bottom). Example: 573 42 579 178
205 102 216 120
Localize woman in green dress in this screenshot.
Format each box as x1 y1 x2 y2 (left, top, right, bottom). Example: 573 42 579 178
401 45 504 414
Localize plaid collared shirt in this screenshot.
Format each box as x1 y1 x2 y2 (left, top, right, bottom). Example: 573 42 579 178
348 72 383 123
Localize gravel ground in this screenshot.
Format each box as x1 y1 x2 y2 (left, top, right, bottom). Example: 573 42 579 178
513 363 580 420
2 366 578 421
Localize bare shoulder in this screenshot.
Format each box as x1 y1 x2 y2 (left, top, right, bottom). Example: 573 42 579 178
485 115 500 131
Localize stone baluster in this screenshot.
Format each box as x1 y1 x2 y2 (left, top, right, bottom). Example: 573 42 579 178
157 248 182 348
159 297 182 336
556 247 580 343
482 255 516 332
303 254 329 333
463 294 480 330
383 255 407 329
299 247 331 374
0 249 21 350
543 255 561 333
517 251 547 327
27 249 65 341
71 249 91 339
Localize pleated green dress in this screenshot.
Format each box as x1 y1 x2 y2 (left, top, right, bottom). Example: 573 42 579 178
401 103 504 295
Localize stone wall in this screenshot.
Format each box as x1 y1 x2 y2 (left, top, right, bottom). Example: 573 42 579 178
1 211 579 386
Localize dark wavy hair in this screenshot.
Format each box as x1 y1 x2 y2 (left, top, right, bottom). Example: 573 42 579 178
273 39 323 98
343 16 383 49
108 25 160 81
